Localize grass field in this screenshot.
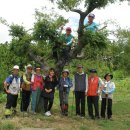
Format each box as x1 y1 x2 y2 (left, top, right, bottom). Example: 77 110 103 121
0 79 130 130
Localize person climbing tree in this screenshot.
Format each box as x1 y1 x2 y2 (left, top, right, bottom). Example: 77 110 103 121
62 27 74 64
84 13 98 32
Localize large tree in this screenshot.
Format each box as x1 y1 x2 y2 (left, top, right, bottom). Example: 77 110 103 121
48 0 129 75
1 0 129 76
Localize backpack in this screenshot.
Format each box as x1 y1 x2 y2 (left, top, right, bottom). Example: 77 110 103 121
3 75 14 94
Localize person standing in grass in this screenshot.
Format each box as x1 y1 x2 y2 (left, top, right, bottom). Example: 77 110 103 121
4 65 21 118
58 69 73 116
101 73 115 120
31 66 44 114
20 64 33 114
86 69 104 119
43 68 58 116
73 65 88 118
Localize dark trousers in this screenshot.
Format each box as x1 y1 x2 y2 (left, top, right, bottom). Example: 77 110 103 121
101 98 112 118
44 97 54 113
75 91 85 116
87 96 99 118
6 93 18 109
62 46 71 62
59 91 69 113
21 90 31 112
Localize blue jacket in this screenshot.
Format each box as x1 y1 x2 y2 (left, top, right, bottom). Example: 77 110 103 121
58 77 73 93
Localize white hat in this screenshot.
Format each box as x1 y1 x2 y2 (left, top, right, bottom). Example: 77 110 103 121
27 64 32 68
13 65 19 70
62 69 69 74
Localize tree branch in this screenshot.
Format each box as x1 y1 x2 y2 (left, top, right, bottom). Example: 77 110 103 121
71 9 83 14
28 49 49 71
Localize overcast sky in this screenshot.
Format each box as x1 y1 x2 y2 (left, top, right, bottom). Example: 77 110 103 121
0 0 130 43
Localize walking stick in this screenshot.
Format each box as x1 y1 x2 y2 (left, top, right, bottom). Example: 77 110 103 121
105 85 109 120
20 90 25 118
106 94 108 120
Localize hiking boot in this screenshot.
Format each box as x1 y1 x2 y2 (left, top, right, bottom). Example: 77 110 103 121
108 116 113 121
95 116 100 119
12 110 17 116
5 115 11 119
76 114 81 117
64 111 68 116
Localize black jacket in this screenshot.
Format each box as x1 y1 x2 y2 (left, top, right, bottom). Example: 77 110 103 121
43 75 58 98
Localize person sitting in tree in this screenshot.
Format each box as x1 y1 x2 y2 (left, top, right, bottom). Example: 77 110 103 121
62 27 74 63
84 13 98 32
4 65 21 118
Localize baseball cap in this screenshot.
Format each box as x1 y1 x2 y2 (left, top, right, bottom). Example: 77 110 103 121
88 13 95 18
77 64 83 68
66 27 72 31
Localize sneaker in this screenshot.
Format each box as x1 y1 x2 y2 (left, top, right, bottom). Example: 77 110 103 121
47 111 51 116
32 112 36 115
80 116 85 119
45 111 51 117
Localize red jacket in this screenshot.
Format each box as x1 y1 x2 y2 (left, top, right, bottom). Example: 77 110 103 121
87 76 99 96
31 75 44 91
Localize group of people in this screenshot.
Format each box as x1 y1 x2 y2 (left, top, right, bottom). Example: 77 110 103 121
3 64 115 120
3 13 114 120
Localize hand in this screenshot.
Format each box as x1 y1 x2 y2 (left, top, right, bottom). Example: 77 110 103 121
97 90 100 94
49 89 52 93
85 92 87 96
105 94 108 97
29 82 32 85
6 90 11 94
45 89 52 93
20 88 22 91
45 89 49 93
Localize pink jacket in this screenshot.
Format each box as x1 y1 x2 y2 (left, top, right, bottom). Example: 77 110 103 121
31 74 44 91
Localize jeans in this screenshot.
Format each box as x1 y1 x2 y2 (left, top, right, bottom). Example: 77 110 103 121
31 88 42 112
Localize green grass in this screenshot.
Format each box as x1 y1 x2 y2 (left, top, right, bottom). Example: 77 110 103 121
0 79 130 130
